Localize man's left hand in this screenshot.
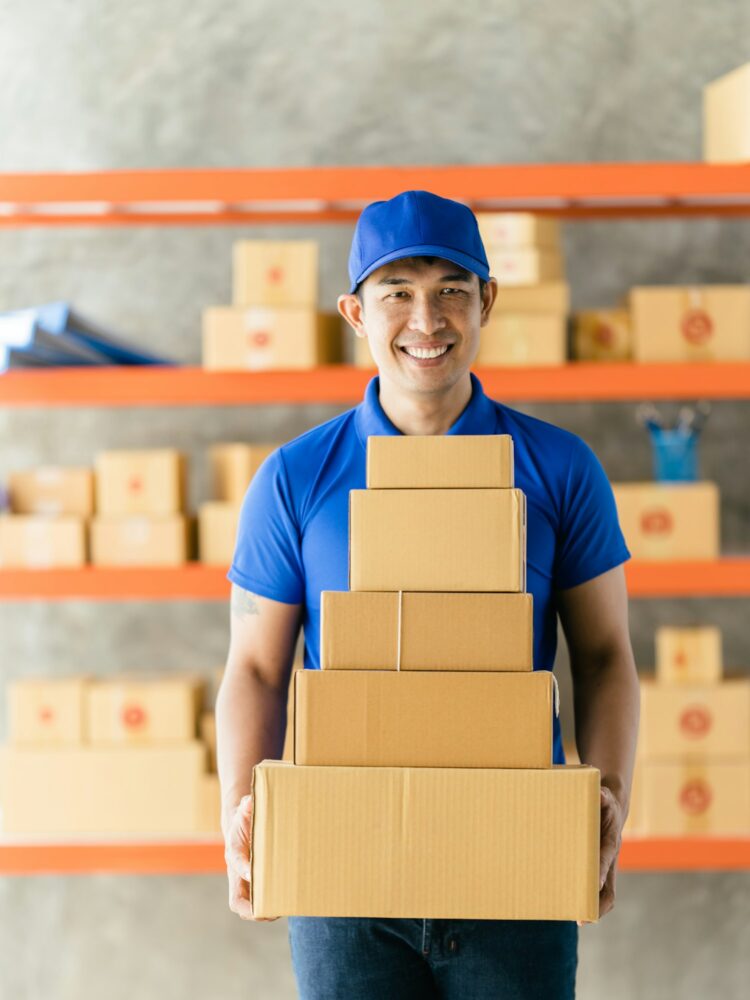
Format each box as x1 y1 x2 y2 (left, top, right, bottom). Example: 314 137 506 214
598 784 624 919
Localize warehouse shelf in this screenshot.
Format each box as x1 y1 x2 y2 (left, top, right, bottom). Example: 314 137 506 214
2 362 750 407
3 163 750 224
1 559 749 601
0 836 747 875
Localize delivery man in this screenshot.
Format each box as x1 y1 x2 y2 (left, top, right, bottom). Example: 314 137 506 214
217 190 640 1000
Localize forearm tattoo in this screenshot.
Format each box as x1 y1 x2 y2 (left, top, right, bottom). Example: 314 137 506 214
231 584 260 618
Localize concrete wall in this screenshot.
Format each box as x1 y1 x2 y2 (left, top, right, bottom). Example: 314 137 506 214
1 1 748 997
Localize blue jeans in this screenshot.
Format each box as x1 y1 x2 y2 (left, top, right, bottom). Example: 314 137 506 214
288 917 578 999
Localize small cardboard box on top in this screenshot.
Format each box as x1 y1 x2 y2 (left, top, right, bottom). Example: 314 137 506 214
232 240 318 308
655 626 723 684
0 515 87 569
321 591 533 672
8 467 95 516
8 676 88 744
85 675 204 744
202 307 341 371
294 669 554 769
642 760 750 835
95 449 186 516
250 761 600 921
639 677 750 760
629 286 750 362
612 482 719 560
703 62 750 163
209 442 276 503
366 434 514 489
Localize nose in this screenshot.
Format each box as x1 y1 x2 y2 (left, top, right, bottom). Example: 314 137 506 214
405 291 447 336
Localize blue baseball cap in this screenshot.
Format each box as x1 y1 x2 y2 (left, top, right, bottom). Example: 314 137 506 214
348 190 490 293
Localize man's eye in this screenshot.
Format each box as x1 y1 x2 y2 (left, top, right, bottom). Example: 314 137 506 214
386 291 408 299
441 287 464 295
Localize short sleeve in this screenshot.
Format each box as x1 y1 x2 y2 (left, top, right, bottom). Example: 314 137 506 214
554 436 631 590
226 449 305 605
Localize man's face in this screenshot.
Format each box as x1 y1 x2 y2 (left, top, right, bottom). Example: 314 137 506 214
339 257 496 397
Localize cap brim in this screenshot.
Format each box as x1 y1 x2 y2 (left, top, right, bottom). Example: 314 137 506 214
350 244 490 293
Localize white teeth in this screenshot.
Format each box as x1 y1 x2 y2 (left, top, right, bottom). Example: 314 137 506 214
403 345 450 359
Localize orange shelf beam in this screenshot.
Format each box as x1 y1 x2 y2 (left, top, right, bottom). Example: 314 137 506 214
0 560 748 601
2 163 750 223
0 836 747 875
2 363 750 407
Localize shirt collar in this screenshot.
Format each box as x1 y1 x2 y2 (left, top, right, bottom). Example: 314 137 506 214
354 371 499 446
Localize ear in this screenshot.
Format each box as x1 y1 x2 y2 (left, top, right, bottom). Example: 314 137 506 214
479 277 498 327
338 293 366 338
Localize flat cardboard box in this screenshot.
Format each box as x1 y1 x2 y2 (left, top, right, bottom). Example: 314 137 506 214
477 214 560 249
8 676 88 745
350 488 526 592
0 515 86 569
703 62 750 163
0 743 206 834
199 711 216 772
655 626 723 684
366 434 514 489
611 482 719 561
90 515 191 566
281 661 301 763
642 761 750 835
321 591 533 672
639 678 750 760
492 282 570 315
476 313 566 366
196 773 222 833
202 307 341 370
86 675 204 743
295 670 553 768
95 449 186 516
572 309 632 362
209 442 276 503
198 502 241 565
486 248 563 287
251 761 600 920
8 467 94 516
629 286 750 362
232 239 318 307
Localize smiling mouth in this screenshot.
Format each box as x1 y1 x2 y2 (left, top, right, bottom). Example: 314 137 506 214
400 344 453 359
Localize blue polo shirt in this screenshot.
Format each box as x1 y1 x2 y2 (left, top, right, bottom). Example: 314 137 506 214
228 373 631 764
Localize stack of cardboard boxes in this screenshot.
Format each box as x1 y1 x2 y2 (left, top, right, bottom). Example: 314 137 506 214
250 434 600 921
612 480 719 561
0 674 220 833
0 467 92 567
630 627 750 835
202 240 342 370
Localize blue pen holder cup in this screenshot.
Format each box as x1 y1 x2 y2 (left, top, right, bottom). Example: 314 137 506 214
649 427 699 482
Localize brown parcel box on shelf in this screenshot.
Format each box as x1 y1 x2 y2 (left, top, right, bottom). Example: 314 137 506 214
202 307 342 370
199 711 216 772
251 761 600 921
476 213 560 249
476 314 567 367
611 482 719 561
629 286 750 362
295 670 553 768
86 675 204 743
209 443 276 504
655 626 723 685
198 502 241 565
0 743 206 834
639 678 750 760
0 515 87 569
95 449 186 516
232 239 318 308
703 62 750 163
8 467 95 516
490 282 570 315
366 434 514 489
350 488 526 592
572 310 632 362
642 761 750 836
321 591 533 672
486 248 563 287
8 676 88 745
90 515 191 566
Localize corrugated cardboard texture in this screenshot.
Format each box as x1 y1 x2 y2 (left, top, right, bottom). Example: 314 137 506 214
703 62 750 163
350 488 526 592
629 286 750 362
655 626 723 684
95 449 186 516
86 675 204 743
612 482 719 561
0 743 206 834
8 677 88 745
294 670 553 768
251 761 600 921
642 761 750 835
321 591 533 671
640 678 750 759
0 515 87 569
90 515 190 566
8 467 95 517
232 239 318 307
477 314 566 367
366 435 514 489
209 442 276 503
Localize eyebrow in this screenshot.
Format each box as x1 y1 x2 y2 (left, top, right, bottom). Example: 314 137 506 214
376 273 473 286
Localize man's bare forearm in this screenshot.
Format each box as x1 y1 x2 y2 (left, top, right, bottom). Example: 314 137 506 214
572 651 640 817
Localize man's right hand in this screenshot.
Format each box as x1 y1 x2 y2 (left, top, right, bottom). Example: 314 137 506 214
223 794 277 922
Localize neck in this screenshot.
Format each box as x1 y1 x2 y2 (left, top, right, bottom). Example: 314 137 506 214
377 374 473 436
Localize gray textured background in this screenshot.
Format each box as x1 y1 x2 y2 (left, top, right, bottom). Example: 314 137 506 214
1 1 749 997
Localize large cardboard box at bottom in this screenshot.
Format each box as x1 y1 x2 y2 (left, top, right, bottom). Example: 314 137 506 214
295 670 554 768
0 743 207 834
0 515 86 568
642 761 750 835
703 62 750 163
350 488 526 592
476 314 566 366
202 307 341 370
251 761 600 921
612 482 719 561
629 286 750 362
